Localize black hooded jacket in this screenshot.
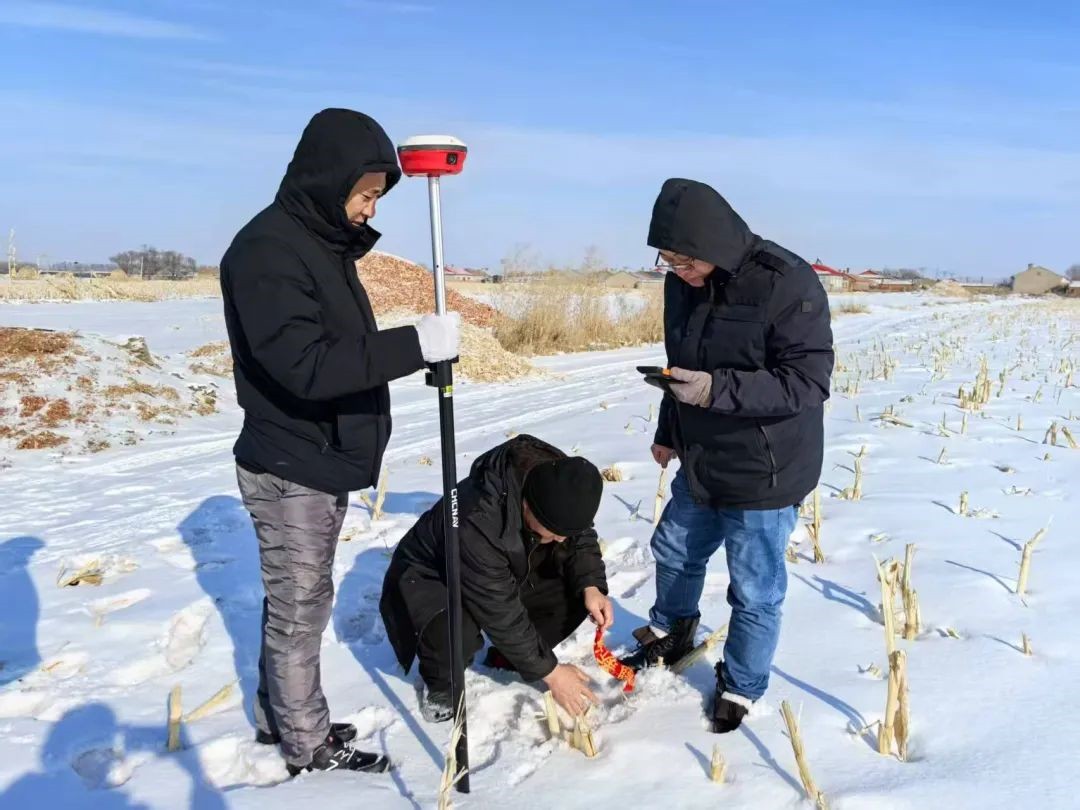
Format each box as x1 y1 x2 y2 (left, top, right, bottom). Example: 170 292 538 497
220 109 425 494
648 179 834 510
380 435 608 683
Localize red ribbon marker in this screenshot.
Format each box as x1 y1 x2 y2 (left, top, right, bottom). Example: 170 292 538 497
593 628 635 693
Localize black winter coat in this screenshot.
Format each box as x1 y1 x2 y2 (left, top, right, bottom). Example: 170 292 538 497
220 109 425 494
380 435 608 682
649 179 834 510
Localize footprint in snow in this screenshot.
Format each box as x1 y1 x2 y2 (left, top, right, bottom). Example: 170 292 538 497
111 598 213 686
87 588 153 622
197 734 290 788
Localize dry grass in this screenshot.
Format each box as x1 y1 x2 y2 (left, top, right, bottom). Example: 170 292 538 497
16 431 69 450
836 302 871 315
0 327 77 373
0 277 220 302
188 341 233 378
493 282 663 354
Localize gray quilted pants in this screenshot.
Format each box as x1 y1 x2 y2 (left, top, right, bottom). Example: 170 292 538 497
237 465 347 766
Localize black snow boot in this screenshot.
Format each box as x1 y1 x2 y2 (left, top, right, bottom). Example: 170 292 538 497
420 688 454 723
710 661 751 734
257 722 357 747
619 615 700 672
286 733 390 777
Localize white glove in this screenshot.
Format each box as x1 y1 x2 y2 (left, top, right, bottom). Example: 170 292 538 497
416 312 461 363
669 367 713 407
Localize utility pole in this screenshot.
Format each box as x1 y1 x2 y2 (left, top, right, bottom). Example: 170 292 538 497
7 229 15 283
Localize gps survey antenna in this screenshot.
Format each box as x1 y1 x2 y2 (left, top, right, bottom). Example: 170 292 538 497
397 134 470 793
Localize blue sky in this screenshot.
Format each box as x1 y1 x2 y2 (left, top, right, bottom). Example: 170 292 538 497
1 0 1077 279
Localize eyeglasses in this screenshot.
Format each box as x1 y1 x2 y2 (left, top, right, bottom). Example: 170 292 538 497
655 251 694 272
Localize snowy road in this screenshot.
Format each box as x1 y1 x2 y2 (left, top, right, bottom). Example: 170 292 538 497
1 295 1077 809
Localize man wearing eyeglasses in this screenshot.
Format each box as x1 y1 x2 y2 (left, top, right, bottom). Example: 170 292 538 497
621 179 834 734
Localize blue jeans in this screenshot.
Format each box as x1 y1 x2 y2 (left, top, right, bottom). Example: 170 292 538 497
649 470 798 701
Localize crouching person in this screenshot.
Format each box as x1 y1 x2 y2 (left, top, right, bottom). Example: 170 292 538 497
621 179 834 734
380 435 613 720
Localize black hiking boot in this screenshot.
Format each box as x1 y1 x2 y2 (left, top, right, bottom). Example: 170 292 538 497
710 661 751 733
257 722 357 747
285 733 390 777
619 615 700 672
419 688 454 723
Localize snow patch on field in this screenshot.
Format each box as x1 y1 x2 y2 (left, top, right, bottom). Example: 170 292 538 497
0 294 1077 808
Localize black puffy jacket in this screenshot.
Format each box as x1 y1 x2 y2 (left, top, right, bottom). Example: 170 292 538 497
649 179 834 510
380 435 608 682
220 109 425 494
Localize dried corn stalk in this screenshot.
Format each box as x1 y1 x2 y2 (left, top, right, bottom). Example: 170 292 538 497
571 715 598 758
959 491 969 516
1062 426 1078 449
601 464 624 483
874 557 900 658
936 447 948 465
167 685 182 752
710 744 727 784
670 624 728 675
1022 633 1033 656
1044 422 1059 446
878 650 910 761
653 467 667 525
543 691 561 738
57 559 105 588
438 694 468 809
183 681 238 724
901 544 920 640
360 470 389 521
780 701 828 809
1016 529 1046 598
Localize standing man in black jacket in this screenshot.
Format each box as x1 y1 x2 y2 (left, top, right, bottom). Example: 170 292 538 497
621 179 834 734
220 108 460 776
380 435 612 721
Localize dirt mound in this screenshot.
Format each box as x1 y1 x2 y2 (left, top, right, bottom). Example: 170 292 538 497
458 324 538 383
930 280 972 298
357 252 497 327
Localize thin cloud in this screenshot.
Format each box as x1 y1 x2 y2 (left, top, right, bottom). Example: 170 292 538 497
0 2 210 40
165 58 330 83
343 0 434 13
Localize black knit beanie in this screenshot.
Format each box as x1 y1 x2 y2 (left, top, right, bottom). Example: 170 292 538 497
523 457 603 536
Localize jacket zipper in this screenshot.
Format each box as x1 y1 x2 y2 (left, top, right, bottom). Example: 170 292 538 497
524 540 539 589
758 423 778 488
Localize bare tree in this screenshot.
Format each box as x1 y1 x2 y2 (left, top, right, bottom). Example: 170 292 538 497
1067 264 1080 281
499 243 541 279
581 245 606 274
110 246 197 280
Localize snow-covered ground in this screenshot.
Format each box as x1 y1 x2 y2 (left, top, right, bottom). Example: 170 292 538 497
0 295 1077 809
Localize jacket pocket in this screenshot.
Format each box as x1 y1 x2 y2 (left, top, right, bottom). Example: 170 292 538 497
703 305 767 372
679 408 773 503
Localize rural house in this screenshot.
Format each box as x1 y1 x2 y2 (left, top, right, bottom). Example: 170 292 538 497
812 261 853 293
601 271 640 288
1011 264 1068 296
631 270 665 287
444 266 489 283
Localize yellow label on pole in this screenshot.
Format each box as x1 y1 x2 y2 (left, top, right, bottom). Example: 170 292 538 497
442 386 453 397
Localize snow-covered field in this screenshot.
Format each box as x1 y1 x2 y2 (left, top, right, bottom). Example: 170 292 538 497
1 294 1077 809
